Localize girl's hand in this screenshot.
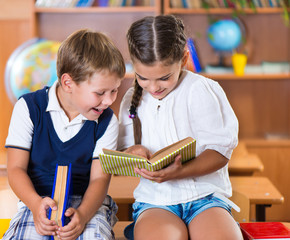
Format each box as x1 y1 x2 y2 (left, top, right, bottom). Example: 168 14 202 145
134 155 182 183
56 207 86 240
31 197 58 236
125 145 152 159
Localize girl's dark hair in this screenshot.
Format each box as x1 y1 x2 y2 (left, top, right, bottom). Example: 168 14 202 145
126 15 187 144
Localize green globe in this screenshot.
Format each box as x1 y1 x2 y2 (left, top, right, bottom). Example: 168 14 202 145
5 38 60 104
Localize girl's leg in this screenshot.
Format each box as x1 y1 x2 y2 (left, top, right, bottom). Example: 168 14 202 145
134 208 188 240
188 207 243 240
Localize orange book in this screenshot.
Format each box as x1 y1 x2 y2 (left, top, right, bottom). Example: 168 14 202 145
49 164 72 239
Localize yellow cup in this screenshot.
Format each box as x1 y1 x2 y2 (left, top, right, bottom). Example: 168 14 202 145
232 53 247 76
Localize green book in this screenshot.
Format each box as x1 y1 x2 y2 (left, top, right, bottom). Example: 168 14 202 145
99 137 196 177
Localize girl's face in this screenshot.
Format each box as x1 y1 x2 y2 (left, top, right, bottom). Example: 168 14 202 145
133 56 187 100
61 71 121 121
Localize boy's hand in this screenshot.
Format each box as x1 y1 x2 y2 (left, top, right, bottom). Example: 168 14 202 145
31 197 58 236
134 155 182 183
125 145 152 159
56 207 86 240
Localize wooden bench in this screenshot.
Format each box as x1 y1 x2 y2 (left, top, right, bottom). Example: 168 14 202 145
231 176 284 221
108 175 284 222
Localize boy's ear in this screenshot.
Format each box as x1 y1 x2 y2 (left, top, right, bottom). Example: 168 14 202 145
181 50 189 68
61 73 73 92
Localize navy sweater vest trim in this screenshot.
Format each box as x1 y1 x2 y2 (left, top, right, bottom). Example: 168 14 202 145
21 87 113 196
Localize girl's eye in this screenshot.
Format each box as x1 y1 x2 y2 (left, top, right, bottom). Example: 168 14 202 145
160 77 170 81
96 92 104 96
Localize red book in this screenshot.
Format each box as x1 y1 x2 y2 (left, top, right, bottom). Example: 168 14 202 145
240 222 290 240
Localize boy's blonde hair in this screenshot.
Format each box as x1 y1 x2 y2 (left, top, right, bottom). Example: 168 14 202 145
57 29 125 84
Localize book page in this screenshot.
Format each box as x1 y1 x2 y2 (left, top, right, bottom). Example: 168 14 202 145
102 148 147 160
149 137 194 163
50 166 63 223
57 166 68 227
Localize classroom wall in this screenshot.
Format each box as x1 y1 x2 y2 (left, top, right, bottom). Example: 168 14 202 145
0 0 35 151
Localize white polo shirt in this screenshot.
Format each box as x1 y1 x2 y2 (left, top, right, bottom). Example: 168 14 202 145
6 81 119 157
118 70 239 205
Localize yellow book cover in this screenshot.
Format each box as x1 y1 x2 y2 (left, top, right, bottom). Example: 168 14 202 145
49 164 72 240
99 137 196 177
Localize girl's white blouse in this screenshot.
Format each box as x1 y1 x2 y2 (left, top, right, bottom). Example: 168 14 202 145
118 70 239 205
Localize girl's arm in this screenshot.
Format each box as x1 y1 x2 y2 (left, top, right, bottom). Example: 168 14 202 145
7 147 58 235
135 149 228 183
57 159 111 240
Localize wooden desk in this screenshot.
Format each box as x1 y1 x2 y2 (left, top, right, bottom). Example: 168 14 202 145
0 176 10 190
108 176 284 222
229 153 264 176
230 176 284 221
0 152 7 176
108 176 139 204
229 141 264 176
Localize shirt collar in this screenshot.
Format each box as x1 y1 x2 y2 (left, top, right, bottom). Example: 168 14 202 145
46 81 88 122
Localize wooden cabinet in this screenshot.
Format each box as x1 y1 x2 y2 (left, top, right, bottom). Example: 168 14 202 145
33 1 161 61
164 0 290 222
164 0 290 140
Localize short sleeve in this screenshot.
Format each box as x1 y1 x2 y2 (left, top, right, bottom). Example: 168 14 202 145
5 98 34 150
187 78 238 159
93 113 119 158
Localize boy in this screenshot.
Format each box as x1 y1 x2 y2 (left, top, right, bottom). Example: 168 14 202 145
4 29 125 240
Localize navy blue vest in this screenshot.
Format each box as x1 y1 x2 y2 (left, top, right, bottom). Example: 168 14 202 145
21 87 113 196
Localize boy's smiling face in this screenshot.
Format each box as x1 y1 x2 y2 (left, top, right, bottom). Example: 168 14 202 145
60 70 121 121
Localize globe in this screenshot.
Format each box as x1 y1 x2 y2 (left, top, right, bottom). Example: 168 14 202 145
207 19 242 52
5 38 61 104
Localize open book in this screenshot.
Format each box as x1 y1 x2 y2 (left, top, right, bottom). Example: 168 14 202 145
99 137 196 177
49 164 72 239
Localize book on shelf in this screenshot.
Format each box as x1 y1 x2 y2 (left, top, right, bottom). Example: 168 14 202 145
187 38 202 73
240 222 290 240
49 164 72 236
99 137 196 177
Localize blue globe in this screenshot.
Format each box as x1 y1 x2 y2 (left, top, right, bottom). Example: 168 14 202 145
5 38 61 104
207 19 242 52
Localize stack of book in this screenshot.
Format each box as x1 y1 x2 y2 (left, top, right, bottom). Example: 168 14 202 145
35 0 154 7
170 0 289 9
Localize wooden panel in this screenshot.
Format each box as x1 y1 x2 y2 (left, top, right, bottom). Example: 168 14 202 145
0 20 34 151
246 142 290 222
0 0 33 20
219 79 290 139
36 12 154 62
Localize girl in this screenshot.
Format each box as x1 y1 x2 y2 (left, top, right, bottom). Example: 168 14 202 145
118 15 243 240
4 29 125 240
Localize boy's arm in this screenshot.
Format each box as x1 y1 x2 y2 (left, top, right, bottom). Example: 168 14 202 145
7 147 58 235
77 159 111 222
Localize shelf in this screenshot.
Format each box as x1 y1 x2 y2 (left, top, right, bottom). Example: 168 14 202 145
34 6 157 13
241 138 290 147
202 73 290 80
165 7 289 15
123 72 290 80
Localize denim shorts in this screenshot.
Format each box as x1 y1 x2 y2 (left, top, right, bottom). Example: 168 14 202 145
124 193 232 240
